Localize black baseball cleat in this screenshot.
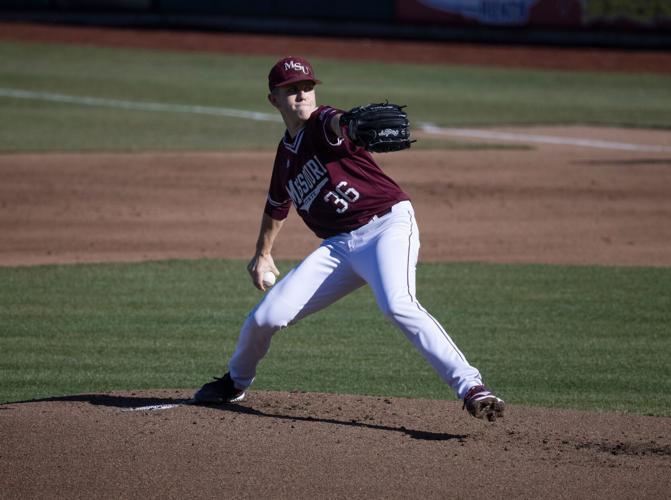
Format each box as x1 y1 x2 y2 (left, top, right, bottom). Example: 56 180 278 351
463 385 505 421
193 372 246 404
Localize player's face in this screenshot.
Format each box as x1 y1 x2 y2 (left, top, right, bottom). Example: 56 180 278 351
269 81 317 123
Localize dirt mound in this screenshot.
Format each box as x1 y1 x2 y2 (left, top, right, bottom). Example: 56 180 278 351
1 390 669 499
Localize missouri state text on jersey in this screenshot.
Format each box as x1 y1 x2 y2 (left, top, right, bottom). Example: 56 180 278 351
264 106 409 239
285 154 329 213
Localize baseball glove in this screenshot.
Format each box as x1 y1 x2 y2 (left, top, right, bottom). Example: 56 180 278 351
339 102 414 153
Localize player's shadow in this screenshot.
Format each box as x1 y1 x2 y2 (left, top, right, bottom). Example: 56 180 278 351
9 394 467 442
219 403 467 441
9 394 193 408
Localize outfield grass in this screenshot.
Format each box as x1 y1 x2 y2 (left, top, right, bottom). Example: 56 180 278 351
1 40 671 152
1 260 669 416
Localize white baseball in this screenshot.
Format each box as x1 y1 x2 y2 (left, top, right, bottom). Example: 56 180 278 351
262 271 276 288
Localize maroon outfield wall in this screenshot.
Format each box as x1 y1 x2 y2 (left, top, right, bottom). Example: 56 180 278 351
397 0 671 30
1 0 670 47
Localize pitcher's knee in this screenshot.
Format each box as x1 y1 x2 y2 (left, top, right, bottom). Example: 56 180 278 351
248 300 296 332
378 296 417 326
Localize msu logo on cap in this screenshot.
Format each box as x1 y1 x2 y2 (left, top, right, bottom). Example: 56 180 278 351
284 60 310 74
268 56 321 91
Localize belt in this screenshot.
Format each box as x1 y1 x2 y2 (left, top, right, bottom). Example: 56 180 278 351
369 206 393 223
376 206 393 218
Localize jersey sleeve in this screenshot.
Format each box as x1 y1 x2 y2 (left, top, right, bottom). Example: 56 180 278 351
264 151 292 220
317 106 345 149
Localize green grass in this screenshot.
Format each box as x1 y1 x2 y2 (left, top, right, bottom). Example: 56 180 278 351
1 260 669 416
1 40 671 152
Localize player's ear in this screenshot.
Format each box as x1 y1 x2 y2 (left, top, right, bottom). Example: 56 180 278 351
267 91 278 108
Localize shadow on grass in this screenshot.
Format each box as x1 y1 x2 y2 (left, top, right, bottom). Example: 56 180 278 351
8 393 467 442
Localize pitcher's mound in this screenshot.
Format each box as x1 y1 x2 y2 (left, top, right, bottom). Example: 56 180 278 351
1 389 669 498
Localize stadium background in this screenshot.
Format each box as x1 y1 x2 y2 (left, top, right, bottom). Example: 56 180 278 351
2 0 670 47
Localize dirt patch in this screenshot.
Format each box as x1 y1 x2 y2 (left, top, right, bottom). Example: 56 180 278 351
2 133 670 267
1 390 670 499
1 23 671 499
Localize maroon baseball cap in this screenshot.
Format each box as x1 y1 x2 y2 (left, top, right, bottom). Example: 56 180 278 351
268 56 321 91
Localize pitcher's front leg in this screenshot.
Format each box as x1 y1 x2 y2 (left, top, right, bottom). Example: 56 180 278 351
229 243 363 389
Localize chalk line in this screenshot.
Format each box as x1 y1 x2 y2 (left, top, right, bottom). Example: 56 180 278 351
419 123 671 153
2 87 669 152
0 87 282 122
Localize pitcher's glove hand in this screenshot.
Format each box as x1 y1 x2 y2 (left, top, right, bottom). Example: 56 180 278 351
339 102 415 153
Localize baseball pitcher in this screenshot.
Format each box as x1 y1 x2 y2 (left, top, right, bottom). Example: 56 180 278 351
194 56 505 421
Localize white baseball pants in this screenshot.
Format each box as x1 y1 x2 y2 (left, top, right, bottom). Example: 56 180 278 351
228 201 483 399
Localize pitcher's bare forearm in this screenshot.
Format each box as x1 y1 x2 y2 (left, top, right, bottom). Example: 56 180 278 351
248 213 284 290
255 213 285 257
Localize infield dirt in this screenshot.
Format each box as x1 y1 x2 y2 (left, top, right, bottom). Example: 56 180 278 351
1 22 670 499
2 390 670 499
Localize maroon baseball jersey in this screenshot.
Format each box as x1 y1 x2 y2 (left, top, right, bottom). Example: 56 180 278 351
264 105 410 239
